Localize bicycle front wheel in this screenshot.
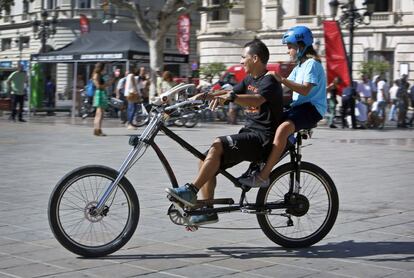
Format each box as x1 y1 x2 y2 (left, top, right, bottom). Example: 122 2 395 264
48 165 139 257
256 162 338 248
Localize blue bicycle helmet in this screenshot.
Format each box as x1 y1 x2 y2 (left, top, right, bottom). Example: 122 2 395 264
282 26 314 60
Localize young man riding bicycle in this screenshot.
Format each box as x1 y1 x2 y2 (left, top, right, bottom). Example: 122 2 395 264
166 39 284 226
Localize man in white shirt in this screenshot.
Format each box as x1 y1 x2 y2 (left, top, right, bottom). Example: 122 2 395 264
357 75 373 105
369 75 388 127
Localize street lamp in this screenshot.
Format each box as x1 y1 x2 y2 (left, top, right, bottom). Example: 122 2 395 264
15 34 23 61
329 0 374 128
32 10 58 53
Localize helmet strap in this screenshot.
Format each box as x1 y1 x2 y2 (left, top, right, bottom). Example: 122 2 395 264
297 45 309 61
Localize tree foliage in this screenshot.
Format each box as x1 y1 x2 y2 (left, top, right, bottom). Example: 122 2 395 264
0 0 33 15
359 61 390 79
199 62 227 78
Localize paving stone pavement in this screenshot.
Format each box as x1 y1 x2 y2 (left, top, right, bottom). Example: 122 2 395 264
0 115 413 278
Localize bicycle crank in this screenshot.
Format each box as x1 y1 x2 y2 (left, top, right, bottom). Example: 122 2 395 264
167 203 190 226
167 202 199 232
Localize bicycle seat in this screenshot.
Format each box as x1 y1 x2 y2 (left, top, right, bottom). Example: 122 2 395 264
287 127 315 146
298 128 313 140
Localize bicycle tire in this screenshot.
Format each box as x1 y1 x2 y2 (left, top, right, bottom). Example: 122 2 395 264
256 161 338 248
184 112 199 128
48 165 139 257
131 111 150 127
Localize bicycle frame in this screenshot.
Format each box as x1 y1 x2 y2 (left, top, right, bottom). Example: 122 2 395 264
95 108 307 216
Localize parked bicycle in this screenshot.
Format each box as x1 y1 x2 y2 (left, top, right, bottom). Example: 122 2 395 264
48 83 338 257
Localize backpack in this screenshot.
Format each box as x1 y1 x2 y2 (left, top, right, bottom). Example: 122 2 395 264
86 79 96 97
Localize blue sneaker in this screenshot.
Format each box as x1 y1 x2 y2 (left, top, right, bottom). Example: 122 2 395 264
165 183 197 207
190 213 218 226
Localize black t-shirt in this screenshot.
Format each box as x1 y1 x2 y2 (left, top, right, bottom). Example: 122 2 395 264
233 73 283 143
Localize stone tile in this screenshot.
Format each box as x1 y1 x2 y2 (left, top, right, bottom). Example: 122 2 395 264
2 262 69 278
81 263 152 277
0 117 413 277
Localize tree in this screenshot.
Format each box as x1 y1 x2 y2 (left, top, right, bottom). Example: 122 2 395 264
359 61 390 79
109 0 234 96
0 0 33 16
199 62 227 79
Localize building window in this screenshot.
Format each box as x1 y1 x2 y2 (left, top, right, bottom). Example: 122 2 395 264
2 38 12 51
373 0 392 12
45 0 56 9
209 0 229 21
299 0 317 16
165 37 173 49
20 37 30 49
77 0 92 9
23 0 30 13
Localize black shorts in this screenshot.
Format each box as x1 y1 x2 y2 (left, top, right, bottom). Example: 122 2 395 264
215 128 271 170
283 102 322 131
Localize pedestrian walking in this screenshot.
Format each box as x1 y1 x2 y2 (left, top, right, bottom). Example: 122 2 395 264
44 76 56 116
124 67 142 130
160 71 176 96
409 84 414 126
115 71 128 124
92 62 109 136
341 82 356 128
357 74 373 109
7 63 26 122
397 74 410 128
388 79 399 122
326 76 341 128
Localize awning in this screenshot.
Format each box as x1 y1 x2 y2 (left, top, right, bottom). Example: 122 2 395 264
30 31 188 64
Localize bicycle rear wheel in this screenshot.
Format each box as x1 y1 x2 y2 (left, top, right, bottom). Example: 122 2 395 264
183 112 199 128
48 165 139 257
256 162 338 248
131 104 150 127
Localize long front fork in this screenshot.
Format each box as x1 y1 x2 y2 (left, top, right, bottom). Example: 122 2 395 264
95 113 162 213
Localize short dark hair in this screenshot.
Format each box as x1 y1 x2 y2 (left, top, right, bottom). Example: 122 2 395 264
244 39 269 64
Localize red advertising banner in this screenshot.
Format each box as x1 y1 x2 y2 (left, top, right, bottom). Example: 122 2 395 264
177 14 190 55
80 14 90 34
323 20 350 94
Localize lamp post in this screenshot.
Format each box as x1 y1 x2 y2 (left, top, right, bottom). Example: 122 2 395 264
32 10 58 53
329 0 374 128
15 34 23 61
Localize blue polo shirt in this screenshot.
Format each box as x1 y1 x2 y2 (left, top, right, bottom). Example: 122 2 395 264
288 58 327 116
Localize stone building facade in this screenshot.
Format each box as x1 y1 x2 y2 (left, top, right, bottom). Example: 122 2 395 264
198 0 414 83
0 0 200 96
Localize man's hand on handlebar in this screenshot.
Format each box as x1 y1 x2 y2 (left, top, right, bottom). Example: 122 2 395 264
209 91 231 111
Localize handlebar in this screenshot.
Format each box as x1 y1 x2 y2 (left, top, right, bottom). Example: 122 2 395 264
153 83 196 105
164 100 204 112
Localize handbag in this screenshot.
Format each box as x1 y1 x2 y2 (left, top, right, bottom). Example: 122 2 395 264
127 91 140 103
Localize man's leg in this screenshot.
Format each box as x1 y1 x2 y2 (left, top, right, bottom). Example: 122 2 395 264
165 138 223 207
192 138 223 193
196 160 216 200
17 95 24 121
10 94 17 121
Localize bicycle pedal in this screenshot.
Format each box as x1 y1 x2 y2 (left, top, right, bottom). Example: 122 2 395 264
167 194 181 205
185 225 198 232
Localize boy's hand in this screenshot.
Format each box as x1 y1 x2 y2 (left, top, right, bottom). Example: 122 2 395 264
267 71 282 83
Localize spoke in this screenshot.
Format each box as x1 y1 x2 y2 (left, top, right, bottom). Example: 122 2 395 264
63 190 88 207
265 169 332 240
